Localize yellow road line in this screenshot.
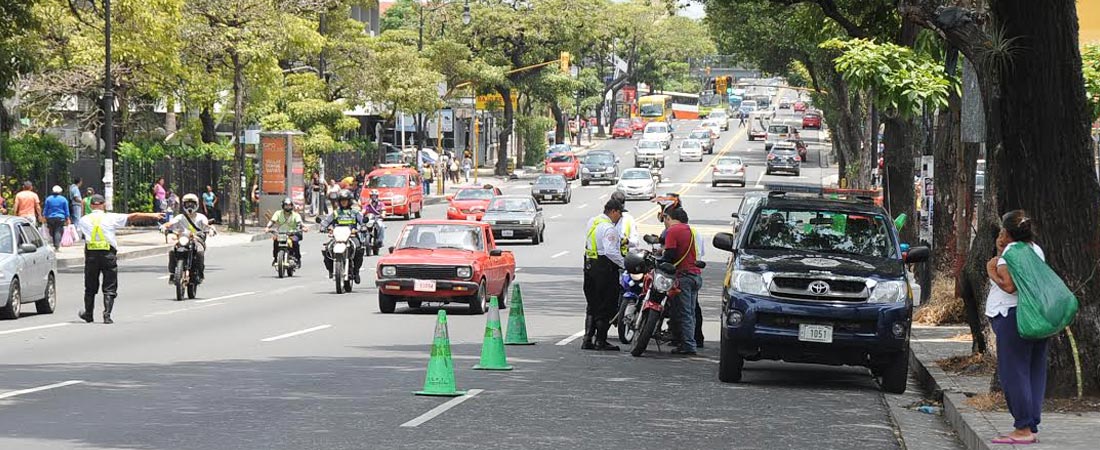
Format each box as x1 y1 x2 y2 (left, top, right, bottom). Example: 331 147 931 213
634 126 749 224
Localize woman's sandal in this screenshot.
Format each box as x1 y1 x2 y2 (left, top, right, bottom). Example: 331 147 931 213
990 435 1039 445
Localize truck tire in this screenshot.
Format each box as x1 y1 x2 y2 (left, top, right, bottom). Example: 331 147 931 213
880 350 909 394
718 332 744 383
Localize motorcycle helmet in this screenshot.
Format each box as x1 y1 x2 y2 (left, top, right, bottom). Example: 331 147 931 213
624 250 648 274
369 189 380 201
281 197 294 212
182 193 200 213
337 189 353 208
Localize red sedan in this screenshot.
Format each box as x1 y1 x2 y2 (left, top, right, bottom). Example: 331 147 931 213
376 220 516 314
793 101 808 112
545 151 581 180
802 112 822 129
446 186 502 221
630 117 646 132
612 118 635 138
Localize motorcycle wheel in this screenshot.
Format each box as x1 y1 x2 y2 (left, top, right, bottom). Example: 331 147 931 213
187 283 197 300
174 261 186 301
277 250 286 279
631 309 661 357
617 297 638 344
344 280 353 293
335 259 345 294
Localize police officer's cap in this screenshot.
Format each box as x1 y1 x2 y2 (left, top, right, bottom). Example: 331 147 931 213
603 199 627 213
90 194 106 205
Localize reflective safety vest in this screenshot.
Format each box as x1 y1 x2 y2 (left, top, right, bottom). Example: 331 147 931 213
86 214 111 251
619 217 632 256
585 216 613 260
335 209 357 226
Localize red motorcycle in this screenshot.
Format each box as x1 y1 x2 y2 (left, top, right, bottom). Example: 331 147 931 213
627 235 705 357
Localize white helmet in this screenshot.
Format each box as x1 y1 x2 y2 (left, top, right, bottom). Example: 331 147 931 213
182 193 200 213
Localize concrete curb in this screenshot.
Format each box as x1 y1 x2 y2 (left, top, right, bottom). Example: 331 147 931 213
57 232 271 269
909 346 1002 450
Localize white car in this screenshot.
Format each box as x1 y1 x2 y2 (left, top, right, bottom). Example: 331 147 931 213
707 109 731 131
616 168 657 200
642 122 673 150
701 119 723 137
711 156 747 187
634 139 666 167
678 140 704 162
0 216 58 319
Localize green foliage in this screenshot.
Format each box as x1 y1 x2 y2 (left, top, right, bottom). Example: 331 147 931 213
117 140 234 162
516 115 553 166
380 0 417 32
1083 44 1100 124
822 38 957 116
0 0 38 103
260 113 296 132
287 98 347 132
0 133 72 182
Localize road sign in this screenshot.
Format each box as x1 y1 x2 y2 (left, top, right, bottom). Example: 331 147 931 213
476 92 518 110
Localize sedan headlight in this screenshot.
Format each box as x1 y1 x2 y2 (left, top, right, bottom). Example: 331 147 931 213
582 167 590 173
381 266 397 277
868 280 908 303
653 273 675 292
731 270 768 295
456 266 472 278
391 195 407 206
517 219 532 225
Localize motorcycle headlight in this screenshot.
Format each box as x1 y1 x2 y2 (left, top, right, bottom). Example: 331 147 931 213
629 272 644 281
179 236 190 246
731 271 768 295
868 280 908 303
653 273 675 292
456 266 472 278
381 266 396 277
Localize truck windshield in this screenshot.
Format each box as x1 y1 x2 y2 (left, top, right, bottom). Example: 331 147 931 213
745 208 896 258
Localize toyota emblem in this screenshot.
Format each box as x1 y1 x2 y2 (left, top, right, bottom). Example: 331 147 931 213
808 280 831 295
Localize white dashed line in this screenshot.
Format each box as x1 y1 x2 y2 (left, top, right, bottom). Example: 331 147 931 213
576 203 589 209
550 251 569 259
400 389 484 427
549 214 562 219
0 380 84 400
194 291 257 304
555 330 586 346
261 324 333 342
145 303 226 317
0 322 70 336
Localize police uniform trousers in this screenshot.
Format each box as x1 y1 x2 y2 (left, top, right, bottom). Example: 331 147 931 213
84 247 118 315
583 255 620 341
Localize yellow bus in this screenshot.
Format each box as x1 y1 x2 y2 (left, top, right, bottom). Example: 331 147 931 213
636 94 672 123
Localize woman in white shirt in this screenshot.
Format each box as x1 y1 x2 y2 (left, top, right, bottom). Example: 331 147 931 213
986 210 1046 445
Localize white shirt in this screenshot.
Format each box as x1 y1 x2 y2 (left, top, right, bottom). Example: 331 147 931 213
616 212 641 250
985 242 1044 318
586 214 625 269
77 210 130 249
161 213 213 250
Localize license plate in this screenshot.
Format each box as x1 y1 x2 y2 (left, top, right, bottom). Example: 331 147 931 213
544 195 553 200
501 230 514 237
413 280 436 292
466 215 476 221
798 324 833 343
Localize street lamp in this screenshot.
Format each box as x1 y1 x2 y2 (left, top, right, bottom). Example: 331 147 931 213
462 1 472 25
104 0 116 211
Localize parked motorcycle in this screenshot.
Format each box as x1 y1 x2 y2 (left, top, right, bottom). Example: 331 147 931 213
168 230 200 301
629 234 706 357
272 231 298 278
363 213 384 256
616 270 647 344
327 226 356 294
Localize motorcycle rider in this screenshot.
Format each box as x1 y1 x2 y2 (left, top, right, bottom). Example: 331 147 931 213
265 197 304 268
362 189 386 245
659 206 703 355
160 193 214 284
321 189 366 283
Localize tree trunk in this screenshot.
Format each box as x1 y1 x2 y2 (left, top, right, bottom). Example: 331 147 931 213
932 90 961 272
228 52 245 232
992 0 1100 397
882 115 919 244
496 86 513 175
200 107 217 144
821 62 866 187
550 101 566 145
596 98 607 137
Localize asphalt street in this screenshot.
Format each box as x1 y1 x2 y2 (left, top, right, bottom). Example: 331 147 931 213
0 89 913 449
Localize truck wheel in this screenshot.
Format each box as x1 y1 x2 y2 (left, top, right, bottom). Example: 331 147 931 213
718 332 744 383
880 350 909 394
379 292 396 313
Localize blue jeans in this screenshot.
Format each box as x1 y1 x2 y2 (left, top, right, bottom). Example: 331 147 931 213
991 308 1048 432
423 180 431 195
673 273 702 352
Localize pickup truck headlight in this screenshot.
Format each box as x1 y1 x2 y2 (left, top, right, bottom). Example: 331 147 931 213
731 271 768 295
868 280 908 303
517 219 532 225
381 266 397 277
456 266 472 278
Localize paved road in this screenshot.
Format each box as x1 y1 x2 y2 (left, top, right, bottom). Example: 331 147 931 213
0 90 913 450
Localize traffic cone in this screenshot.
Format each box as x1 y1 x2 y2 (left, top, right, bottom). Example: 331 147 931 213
504 283 535 345
414 310 467 396
473 296 514 371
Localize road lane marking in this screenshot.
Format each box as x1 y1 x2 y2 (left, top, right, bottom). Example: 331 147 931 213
549 214 562 219
0 322 70 336
145 303 225 317
634 127 747 224
261 324 332 342
157 275 169 280
754 171 766 188
194 291 257 304
555 330 586 346
0 380 84 400
599 194 609 200
269 285 306 295
550 251 569 259
576 203 588 209
514 267 522 272
400 389 484 428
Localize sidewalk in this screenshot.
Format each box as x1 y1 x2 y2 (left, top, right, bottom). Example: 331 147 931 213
910 325 1099 450
55 227 270 269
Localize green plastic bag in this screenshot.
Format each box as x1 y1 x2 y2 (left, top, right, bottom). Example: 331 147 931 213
1002 242 1079 339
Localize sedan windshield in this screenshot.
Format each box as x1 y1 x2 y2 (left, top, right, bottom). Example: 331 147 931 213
535 176 566 187
368 174 408 188
586 153 614 164
689 131 710 140
614 119 630 128
681 140 701 148
454 189 494 200
398 224 484 251
622 169 651 180
646 125 668 134
549 154 575 163
548 144 572 154
745 209 895 258
489 198 535 212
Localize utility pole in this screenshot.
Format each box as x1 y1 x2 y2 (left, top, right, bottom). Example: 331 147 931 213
104 0 116 211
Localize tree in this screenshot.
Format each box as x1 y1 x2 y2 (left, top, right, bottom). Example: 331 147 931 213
363 33 444 147
1082 44 1100 124
0 0 39 132
380 0 416 32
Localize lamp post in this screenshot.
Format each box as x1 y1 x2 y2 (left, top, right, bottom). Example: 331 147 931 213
104 0 115 211
415 0 471 162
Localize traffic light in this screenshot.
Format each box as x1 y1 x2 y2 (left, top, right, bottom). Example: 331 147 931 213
560 52 571 74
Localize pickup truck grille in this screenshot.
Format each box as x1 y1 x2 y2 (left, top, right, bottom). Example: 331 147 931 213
757 313 877 333
770 275 868 302
395 265 458 279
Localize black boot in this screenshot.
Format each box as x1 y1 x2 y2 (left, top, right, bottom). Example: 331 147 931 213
594 319 620 351
102 296 115 324
581 315 596 350
79 295 94 323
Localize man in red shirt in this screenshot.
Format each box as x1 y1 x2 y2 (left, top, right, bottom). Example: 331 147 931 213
661 206 702 355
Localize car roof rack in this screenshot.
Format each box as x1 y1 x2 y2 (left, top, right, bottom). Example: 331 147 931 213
764 184 881 205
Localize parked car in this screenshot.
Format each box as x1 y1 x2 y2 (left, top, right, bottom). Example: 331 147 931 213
678 139 704 162
446 186 502 221
0 216 58 319
766 142 801 176
634 139 666 167
802 112 822 129
642 121 673 150
376 220 516 314
364 167 425 219
765 123 794 151
544 151 581 180
581 150 620 186
483 196 546 245
531 174 571 204
611 118 635 139
711 156 747 187
616 168 657 200
778 101 792 110
708 109 731 131
711 190 929 393
686 128 715 154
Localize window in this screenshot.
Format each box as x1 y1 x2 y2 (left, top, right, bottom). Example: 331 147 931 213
17 223 42 248
368 175 408 188
535 176 566 187
489 198 534 212
768 125 790 134
745 208 895 258
0 226 13 254
455 189 495 200
398 224 484 251
639 104 663 116
549 154 574 163
622 170 651 180
585 153 614 165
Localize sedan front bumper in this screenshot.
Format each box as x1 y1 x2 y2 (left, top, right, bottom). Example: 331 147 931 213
489 224 539 239
376 278 479 298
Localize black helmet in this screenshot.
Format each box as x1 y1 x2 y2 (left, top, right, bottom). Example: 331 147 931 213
282 197 293 211
338 189 353 201
624 251 648 274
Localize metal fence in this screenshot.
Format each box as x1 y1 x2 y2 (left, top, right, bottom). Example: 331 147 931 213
116 157 231 214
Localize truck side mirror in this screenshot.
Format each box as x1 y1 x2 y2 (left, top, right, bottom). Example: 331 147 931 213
713 232 735 252
905 246 930 263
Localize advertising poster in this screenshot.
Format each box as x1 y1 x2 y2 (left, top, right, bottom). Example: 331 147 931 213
261 135 287 194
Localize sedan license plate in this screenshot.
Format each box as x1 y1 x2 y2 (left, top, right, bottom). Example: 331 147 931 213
466 215 476 221
544 195 553 201
798 324 833 343
413 280 436 292
501 230 514 237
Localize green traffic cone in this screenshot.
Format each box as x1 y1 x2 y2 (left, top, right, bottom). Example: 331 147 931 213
505 283 536 345
415 310 467 396
473 296 514 370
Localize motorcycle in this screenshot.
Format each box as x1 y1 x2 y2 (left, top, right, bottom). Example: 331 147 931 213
629 234 706 357
272 231 298 278
168 230 201 301
616 270 647 344
327 226 356 294
363 213 384 256
649 162 663 185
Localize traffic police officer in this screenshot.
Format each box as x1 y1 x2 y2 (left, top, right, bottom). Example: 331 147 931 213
610 192 640 254
582 199 627 351
77 195 163 324
321 189 366 283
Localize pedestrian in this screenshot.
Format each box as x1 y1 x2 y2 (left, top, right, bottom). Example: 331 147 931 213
326 179 340 213
448 156 460 184
69 177 84 224
310 171 324 215
44 186 70 251
355 169 367 200
14 181 42 224
0 196 7 215
462 153 473 183
83 187 95 216
422 164 434 195
581 199 626 351
202 185 219 224
152 177 167 212
987 210 1047 445
78 195 163 324
661 206 703 355
610 192 640 254
738 111 746 128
